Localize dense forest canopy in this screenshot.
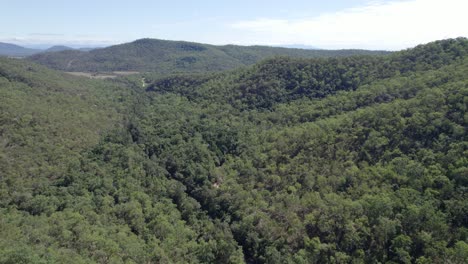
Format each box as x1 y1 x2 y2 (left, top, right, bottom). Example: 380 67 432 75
0 38 467 263
26 38 390 74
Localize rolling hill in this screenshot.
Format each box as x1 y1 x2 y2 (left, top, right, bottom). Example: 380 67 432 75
27 38 391 74
0 38 467 263
45 45 74 52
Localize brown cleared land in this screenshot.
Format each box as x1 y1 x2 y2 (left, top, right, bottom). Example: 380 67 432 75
65 71 140 79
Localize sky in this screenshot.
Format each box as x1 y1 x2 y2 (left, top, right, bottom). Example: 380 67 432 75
1 0 467 50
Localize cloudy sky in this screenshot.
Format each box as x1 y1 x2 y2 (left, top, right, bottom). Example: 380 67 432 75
1 0 467 50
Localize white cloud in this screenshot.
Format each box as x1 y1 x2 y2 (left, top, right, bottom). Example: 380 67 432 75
231 0 468 50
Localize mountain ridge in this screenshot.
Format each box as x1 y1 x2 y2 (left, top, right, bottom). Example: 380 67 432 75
0 42 42 57
45 45 74 52
27 38 391 74
0 38 467 263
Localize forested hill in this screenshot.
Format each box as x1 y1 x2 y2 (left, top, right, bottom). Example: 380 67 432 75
146 38 468 109
1 38 467 263
27 38 390 74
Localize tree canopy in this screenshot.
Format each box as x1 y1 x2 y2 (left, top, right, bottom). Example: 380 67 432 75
0 38 467 263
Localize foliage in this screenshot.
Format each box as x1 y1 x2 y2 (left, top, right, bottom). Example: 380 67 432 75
27 38 390 74
1 38 467 263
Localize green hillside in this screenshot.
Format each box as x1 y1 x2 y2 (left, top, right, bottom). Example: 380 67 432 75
27 38 390 74
0 38 467 263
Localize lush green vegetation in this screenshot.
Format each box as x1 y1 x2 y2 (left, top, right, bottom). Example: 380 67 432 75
27 38 390 74
0 38 467 263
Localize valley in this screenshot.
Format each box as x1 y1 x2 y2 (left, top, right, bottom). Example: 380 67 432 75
0 38 466 263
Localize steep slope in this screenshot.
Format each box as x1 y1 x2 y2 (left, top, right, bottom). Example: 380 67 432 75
0 58 245 263
139 37 468 262
27 38 390 74
146 38 468 109
1 38 467 263
0 42 41 57
0 57 129 189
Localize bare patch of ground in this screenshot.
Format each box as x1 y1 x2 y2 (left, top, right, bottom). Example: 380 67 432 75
65 71 140 79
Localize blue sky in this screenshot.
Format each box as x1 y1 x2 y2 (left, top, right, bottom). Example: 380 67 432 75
1 0 467 50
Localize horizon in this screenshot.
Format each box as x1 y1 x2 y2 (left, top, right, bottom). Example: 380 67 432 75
2 36 464 53
1 2 467 262
0 37 387 51
1 0 468 50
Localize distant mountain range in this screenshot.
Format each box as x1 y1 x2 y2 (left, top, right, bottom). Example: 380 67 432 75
0 42 42 57
26 38 391 74
0 42 97 57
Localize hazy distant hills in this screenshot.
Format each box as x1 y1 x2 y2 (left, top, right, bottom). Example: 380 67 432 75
0 42 97 57
27 38 391 74
0 42 42 57
45 45 74 52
